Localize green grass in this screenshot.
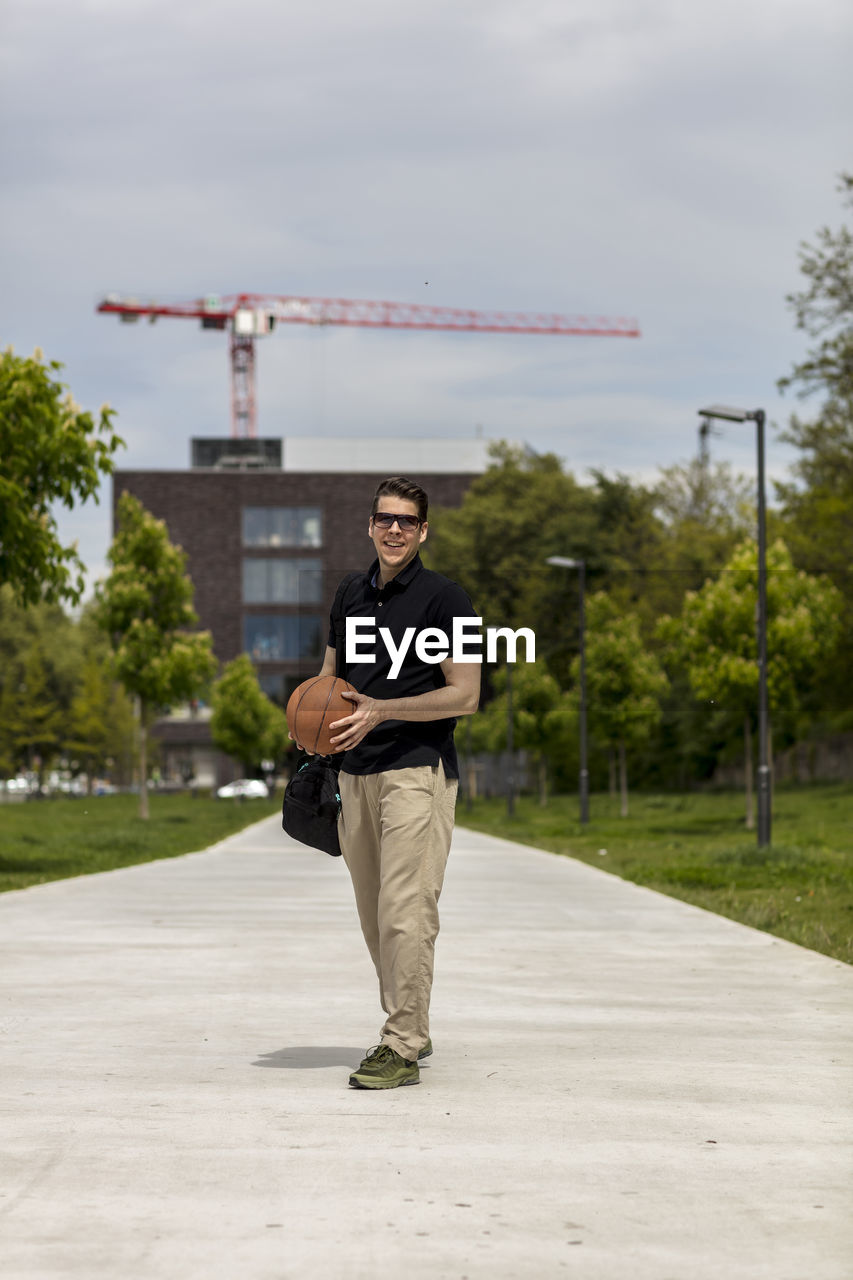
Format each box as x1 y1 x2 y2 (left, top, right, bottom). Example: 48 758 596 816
0 792 282 893
457 784 853 964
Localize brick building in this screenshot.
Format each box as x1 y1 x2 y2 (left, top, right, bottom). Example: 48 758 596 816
112 436 497 786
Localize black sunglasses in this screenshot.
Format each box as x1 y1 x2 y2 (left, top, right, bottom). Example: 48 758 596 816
372 511 422 531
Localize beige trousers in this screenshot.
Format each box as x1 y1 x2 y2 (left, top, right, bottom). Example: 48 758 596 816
338 764 458 1062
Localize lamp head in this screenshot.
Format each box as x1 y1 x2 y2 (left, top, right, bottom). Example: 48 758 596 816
698 404 752 423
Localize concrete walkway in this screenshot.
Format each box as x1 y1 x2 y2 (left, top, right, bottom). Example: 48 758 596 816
1 814 851 1280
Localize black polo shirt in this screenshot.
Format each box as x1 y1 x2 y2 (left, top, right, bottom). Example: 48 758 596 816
328 553 478 779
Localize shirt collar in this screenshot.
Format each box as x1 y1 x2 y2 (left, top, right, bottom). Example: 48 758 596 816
366 553 423 593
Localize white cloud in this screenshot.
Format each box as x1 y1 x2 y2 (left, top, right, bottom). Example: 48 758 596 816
3 0 850 584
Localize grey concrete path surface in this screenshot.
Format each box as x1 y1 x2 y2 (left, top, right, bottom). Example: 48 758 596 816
1 814 851 1280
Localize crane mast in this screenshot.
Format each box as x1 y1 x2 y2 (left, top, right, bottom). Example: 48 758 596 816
230 333 256 439
97 291 640 438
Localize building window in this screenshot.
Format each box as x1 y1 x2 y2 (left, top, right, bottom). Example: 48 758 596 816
258 674 285 707
244 615 324 662
243 507 322 548
243 558 323 604
258 673 307 708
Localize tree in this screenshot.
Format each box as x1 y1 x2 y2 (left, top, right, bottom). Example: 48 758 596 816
426 443 686 693
0 348 123 605
68 606 138 788
778 172 853 406
651 458 755 611
0 585 137 789
0 678 19 778
0 584 83 782
425 443 601 680
586 469 666 618
7 646 64 787
658 538 842 826
471 662 565 805
775 175 853 727
575 593 668 816
0 585 84 709
210 655 288 776
95 494 217 819
66 652 136 793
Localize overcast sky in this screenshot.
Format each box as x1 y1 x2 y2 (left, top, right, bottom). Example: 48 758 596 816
2 0 851 590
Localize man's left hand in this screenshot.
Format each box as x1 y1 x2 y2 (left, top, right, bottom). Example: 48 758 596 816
328 690 382 751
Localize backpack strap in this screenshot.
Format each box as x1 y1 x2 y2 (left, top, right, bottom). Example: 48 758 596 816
331 571 361 678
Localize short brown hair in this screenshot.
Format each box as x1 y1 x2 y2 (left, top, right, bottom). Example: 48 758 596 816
371 477 428 524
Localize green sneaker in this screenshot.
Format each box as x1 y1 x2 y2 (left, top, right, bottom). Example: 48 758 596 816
349 1044 420 1090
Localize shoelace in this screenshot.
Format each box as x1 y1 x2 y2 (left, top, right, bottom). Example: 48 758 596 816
364 1044 394 1063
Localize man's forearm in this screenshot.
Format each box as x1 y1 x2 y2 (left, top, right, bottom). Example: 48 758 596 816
375 684 478 723
328 654 480 751
317 646 337 679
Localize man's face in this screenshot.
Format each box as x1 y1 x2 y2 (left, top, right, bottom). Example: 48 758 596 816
369 498 428 581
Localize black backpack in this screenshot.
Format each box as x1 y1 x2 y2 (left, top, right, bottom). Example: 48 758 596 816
280 572 359 857
281 753 343 856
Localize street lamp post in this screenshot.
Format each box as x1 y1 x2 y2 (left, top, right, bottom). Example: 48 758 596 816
698 405 771 847
546 556 589 825
506 662 515 818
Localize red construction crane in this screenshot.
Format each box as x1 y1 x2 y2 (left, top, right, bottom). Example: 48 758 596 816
97 291 640 438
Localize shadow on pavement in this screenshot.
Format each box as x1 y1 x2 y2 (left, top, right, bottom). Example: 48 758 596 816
252 1046 365 1069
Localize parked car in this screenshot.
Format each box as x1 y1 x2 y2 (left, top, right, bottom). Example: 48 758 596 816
0 777 32 803
4 777 32 793
216 778 270 800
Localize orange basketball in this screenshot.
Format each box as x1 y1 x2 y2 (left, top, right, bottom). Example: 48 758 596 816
286 675 357 756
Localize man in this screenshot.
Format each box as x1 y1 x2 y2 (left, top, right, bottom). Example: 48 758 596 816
299 476 480 1089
